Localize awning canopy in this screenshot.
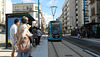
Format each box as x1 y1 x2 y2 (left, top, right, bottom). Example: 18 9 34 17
6 13 35 25
85 23 100 25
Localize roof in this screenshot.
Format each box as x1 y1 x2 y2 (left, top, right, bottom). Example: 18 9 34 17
13 3 37 5
6 13 35 25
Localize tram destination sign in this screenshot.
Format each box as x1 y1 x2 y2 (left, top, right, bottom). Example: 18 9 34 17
51 23 59 25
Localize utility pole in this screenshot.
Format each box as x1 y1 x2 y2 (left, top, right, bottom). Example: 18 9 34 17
38 0 40 28
51 6 57 21
84 0 85 25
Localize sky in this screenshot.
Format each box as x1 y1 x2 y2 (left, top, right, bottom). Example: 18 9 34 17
6 0 65 24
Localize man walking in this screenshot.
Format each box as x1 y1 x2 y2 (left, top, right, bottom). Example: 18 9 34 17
10 19 20 57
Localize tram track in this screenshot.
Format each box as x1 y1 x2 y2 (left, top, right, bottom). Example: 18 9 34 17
51 42 59 57
63 36 100 57
61 41 83 57
49 41 88 57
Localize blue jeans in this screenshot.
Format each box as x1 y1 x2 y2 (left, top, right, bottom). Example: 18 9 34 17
18 51 30 57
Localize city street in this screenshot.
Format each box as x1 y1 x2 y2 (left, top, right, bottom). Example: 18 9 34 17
0 0 100 57
0 34 100 57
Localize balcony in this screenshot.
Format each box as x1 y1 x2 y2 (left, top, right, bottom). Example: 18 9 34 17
85 10 89 12
76 6 78 8
85 19 89 22
76 1 78 3
76 21 78 24
65 6 67 11
76 16 78 18
64 20 66 23
76 11 78 13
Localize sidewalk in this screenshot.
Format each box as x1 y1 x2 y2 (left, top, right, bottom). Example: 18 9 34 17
0 47 17 57
31 35 48 57
63 34 100 42
0 35 48 57
71 36 100 42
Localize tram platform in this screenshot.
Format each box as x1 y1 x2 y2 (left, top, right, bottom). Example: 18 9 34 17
31 35 48 57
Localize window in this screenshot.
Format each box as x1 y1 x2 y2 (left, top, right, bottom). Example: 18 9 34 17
27 6 29 10
92 19 95 23
76 14 78 16
15 6 19 11
23 6 26 10
36 12 38 18
76 4 78 6
76 19 78 21
76 24 78 26
90 0 95 4
29 6 32 11
35 6 38 10
76 9 78 11
91 8 95 16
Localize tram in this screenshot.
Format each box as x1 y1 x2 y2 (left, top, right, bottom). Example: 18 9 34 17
48 21 62 41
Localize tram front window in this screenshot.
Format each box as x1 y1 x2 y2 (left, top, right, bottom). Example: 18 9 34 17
51 26 61 38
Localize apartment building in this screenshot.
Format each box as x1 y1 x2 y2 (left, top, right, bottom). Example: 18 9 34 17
62 0 90 33
57 14 62 22
90 0 100 23
13 3 42 27
0 0 6 24
0 0 6 32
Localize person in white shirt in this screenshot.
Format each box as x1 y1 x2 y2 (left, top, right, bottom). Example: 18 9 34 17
37 28 42 45
10 19 20 57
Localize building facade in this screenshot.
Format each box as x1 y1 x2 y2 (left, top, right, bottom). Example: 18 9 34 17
56 14 62 22
13 3 42 27
0 0 6 24
41 12 46 33
62 0 90 33
0 0 6 32
90 0 100 23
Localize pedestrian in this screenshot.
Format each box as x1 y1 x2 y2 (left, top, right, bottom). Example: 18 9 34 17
10 19 20 57
27 24 33 57
15 16 32 57
32 26 38 46
77 33 80 38
37 28 42 45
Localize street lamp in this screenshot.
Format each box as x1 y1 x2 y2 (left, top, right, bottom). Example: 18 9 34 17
50 6 57 21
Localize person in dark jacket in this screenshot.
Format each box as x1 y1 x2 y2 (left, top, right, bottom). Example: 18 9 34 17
31 26 38 46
